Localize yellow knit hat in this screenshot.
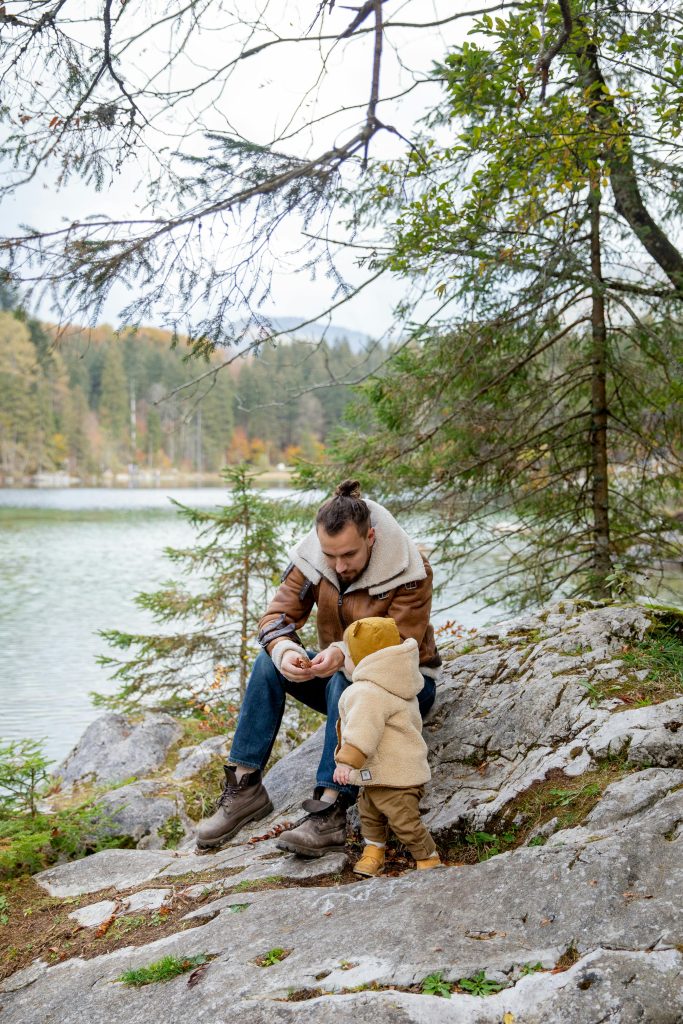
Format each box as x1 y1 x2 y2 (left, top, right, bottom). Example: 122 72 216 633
343 616 402 666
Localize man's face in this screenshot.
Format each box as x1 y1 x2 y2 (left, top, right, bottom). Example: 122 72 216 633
317 522 375 583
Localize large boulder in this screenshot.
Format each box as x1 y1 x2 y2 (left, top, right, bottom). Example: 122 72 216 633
3 602 683 1023
172 735 231 781
57 712 183 787
96 779 193 850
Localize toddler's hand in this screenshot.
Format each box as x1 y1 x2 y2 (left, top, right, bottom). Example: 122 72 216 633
333 764 352 785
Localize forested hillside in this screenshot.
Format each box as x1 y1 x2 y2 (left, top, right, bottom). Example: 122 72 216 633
0 290 384 481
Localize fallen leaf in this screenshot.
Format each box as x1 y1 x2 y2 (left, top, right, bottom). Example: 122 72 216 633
503 1013 515 1024
187 964 209 988
95 914 116 938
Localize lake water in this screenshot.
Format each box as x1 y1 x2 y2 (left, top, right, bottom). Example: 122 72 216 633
0 487 503 766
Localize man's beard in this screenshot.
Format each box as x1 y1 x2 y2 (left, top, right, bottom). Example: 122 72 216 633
338 550 373 582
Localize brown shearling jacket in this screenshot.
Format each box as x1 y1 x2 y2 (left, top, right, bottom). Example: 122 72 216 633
258 499 441 675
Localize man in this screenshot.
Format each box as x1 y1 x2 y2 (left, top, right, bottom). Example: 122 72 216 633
196 479 441 856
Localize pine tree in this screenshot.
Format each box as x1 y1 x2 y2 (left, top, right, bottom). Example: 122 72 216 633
0 312 41 477
98 343 129 454
306 3 683 609
97 466 309 710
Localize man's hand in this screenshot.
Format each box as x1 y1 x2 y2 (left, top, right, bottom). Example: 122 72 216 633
279 648 316 682
333 764 352 785
308 646 344 678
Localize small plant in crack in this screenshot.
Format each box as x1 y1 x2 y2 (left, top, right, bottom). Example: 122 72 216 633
548 783 601 808
520 961 544 975
233 875 282 893
255 947 290 967
420 971 452 998
457 970 509 996
578 679 605 707
465 829 516 860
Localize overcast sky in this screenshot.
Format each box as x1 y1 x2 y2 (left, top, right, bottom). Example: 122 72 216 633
3 1 475 337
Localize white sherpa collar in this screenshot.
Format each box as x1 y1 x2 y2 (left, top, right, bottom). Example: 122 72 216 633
289 498 427 596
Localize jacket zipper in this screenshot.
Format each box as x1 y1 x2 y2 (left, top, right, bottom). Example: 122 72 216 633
337 590 347 630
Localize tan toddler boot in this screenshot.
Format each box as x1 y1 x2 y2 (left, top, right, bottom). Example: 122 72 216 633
353 844 385 877
415 854 442 870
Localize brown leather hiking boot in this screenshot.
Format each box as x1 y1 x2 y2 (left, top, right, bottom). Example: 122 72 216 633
195 766 273 850
276 797 348 858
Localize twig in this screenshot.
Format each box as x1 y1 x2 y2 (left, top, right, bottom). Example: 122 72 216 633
534 0 573 101
362 0 384 168
102 0 140 126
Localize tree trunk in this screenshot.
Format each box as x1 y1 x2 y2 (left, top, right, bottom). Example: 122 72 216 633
568 11 683 296
588 178 612 597
239 504 250 699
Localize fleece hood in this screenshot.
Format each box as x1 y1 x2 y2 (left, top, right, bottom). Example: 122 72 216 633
289 498 427 596
351 637 422 699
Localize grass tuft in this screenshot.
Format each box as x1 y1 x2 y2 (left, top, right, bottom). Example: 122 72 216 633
117 953 209 986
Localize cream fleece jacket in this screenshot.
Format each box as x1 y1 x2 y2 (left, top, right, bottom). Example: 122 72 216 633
334 637 430 788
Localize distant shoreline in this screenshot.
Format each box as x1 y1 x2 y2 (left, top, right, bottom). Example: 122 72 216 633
0 468 294 489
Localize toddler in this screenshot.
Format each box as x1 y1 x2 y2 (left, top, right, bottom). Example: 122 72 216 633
333 616 441 876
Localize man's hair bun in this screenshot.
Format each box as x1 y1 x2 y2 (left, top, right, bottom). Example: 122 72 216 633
334 479 362 499
316 479 370 536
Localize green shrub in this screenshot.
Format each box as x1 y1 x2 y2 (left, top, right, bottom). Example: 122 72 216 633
0 804 131 880
0 739 51 817
0 737 130 880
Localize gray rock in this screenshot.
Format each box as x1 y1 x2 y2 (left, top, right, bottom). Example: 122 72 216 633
36 849 177 897
263 726 325 812
97 779 191 849
68 900 118 929
5 825 683 1021
67 889 172 929
423 604 657 835
172 735 230 781
583 768 683 829
587 698 683 765
8 603 683 1024
57 712 182 787
122 888 171 913
35 829 347 899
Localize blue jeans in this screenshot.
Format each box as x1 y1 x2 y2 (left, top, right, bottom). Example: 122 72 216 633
229 649 437 800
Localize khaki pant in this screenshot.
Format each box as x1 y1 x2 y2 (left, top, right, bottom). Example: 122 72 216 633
358 784 437 861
